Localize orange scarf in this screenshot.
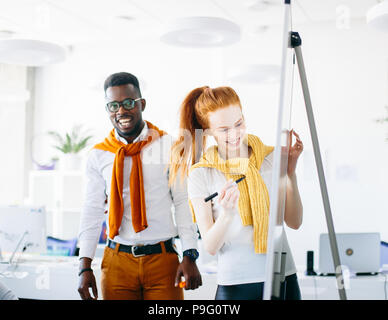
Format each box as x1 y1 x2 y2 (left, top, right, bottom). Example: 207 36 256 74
93 121 167 239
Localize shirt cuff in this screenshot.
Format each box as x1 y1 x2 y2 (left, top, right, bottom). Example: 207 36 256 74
179 236 198 253
78 239 99 260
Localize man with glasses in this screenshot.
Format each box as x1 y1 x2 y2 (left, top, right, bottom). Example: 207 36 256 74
77 72 201 300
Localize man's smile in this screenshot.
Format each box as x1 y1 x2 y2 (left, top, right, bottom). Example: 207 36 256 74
115 115 134 130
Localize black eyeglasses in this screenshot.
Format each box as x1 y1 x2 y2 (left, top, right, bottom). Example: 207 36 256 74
106 97 142 113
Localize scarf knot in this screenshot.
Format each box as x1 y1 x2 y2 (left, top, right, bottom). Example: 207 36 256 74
93 121 167 239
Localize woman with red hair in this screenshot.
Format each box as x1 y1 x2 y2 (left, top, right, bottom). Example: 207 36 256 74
169 86 303 300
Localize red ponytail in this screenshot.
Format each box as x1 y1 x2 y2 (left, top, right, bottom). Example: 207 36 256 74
168 86 208 187
169 86 242 186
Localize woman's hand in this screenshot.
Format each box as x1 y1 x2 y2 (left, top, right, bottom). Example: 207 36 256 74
218 179 240 214
190 178 240 256
287 129 303 177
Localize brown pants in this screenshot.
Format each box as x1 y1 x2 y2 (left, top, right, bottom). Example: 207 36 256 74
100 241 184 300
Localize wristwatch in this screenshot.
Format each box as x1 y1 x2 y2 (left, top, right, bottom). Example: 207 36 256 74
183 249 199 262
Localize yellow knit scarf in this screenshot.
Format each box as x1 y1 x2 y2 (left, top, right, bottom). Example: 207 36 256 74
189 134 274 254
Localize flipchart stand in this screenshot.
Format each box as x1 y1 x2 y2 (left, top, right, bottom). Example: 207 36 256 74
267 0 347 300
290 30 347 300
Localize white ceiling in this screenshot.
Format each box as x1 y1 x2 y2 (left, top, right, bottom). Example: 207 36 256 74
0 0 380 47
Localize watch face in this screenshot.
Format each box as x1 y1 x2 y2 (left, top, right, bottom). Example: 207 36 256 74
184 249 199 260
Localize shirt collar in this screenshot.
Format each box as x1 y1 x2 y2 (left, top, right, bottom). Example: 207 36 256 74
115 120 148 145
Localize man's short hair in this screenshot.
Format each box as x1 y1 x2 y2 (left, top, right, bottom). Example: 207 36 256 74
104 72 142 97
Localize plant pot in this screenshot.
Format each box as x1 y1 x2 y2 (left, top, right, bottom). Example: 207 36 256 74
34 159 58 170
61 153 82 171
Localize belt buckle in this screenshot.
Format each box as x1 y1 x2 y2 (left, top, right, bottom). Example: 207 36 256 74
131 245 145 258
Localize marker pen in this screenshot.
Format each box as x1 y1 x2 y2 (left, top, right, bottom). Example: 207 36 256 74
204 176 246 202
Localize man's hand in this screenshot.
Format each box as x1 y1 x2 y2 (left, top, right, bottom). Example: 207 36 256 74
78 257 98 300
174 256 202 290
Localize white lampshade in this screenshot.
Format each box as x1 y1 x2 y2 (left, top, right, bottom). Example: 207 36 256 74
227 64 280 84
0 39 67 66
367 0 388 32
160 17 241 48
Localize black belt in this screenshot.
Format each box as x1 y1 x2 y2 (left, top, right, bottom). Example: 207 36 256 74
107 239 176 257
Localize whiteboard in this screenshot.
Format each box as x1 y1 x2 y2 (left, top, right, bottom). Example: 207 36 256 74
263 0 294 300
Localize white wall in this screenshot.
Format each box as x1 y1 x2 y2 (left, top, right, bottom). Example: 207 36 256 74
284 18 388 269
0 64 28 205
30 17 388 268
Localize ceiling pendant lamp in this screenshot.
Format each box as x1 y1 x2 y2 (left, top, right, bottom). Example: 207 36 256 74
367 0 388 32
227 64 280 84
0 38 67 66
160 16 241 48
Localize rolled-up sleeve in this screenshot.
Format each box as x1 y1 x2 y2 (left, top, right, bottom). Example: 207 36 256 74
170 173 199 252
78 150 107 260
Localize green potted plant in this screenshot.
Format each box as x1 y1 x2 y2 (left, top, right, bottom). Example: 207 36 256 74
48 125 93 170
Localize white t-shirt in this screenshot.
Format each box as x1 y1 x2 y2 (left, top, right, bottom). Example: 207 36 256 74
187 151 297 285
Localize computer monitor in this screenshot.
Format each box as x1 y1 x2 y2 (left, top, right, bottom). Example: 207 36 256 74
0 205 47 256
319 232 381 275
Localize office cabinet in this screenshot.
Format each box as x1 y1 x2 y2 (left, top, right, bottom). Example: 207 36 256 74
28 170 84 239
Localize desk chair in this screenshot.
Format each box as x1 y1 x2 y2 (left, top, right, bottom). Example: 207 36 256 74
99 220 107 244
381 241 388 266
46 236 78 256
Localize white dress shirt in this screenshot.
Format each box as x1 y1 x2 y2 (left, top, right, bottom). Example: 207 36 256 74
78 121 198 259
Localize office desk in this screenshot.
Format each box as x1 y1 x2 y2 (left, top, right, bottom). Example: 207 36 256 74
297 270 388 300
0 255 98 300
1 255 386 300
0 254 217 300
